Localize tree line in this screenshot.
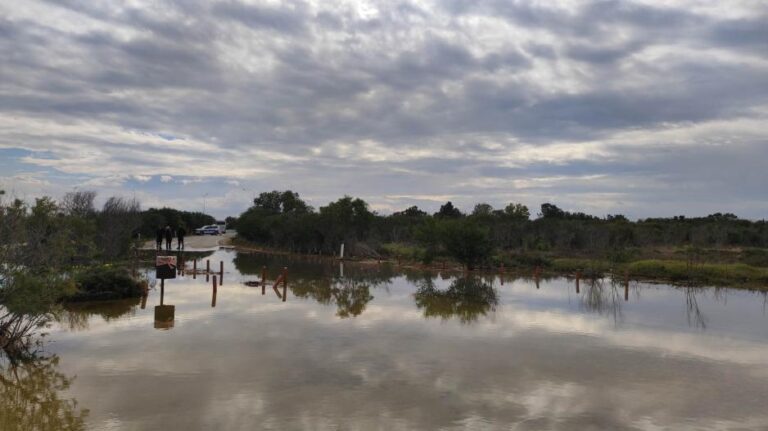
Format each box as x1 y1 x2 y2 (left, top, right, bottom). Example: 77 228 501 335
235 190 768 269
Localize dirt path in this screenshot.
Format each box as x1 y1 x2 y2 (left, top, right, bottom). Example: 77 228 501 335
141 231 235 250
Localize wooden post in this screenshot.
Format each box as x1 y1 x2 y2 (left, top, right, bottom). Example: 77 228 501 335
206 259 210 273
261 266 266 295
213 274 218 292
160 279 165 306
219 261 224 285
193 259 197 279
211 289 217 308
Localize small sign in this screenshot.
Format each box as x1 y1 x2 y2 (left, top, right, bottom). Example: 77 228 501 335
156 256 177 279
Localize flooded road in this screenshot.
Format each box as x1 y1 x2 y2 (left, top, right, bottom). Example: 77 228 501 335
5 249 768 430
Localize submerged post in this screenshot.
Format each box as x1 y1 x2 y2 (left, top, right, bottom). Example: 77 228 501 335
576 270 581 294
282 267 288 302
193 259 197 279
212 288 217 308
261 266 266 295
219 261 224 285
206 259 210 274
213 274 218 292
624 270 629 301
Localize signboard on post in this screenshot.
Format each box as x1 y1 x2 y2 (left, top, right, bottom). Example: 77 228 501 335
156 256 177 279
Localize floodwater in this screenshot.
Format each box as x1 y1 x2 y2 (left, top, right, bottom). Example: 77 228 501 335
4 248 768 430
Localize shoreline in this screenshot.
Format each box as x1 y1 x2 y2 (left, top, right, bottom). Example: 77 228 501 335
227 237 768 291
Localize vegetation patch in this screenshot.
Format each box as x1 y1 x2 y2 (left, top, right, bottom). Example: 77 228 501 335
627 260 768 287
69 267 145 302
551 258 612 277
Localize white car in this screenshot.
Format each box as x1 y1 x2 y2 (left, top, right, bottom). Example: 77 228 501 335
195 225 220 235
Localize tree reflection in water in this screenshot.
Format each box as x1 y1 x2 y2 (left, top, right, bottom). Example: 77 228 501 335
0 313 88 431
291 278 376 318
684 286 708 330
414 276 498 324
56 297 141 331
580 278 625 323
289 265 393 318
0 353 88 431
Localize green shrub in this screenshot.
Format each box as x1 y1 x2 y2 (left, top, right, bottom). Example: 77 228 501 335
1 273 77 315
71 266 143 301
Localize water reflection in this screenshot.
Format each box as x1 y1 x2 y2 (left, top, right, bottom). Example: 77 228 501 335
414 276 499 324
1 311 88 431
291 277 377 318
58 298 141 331
233 253 394 317
27 250 768 430
684 287 708 329
0 353 88 431
579 278 625 323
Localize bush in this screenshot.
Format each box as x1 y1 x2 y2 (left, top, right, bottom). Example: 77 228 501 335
1 273 77 315
71 266 144 301
442 220 493 270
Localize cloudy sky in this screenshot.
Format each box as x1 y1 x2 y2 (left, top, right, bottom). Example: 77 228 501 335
1 0 766 219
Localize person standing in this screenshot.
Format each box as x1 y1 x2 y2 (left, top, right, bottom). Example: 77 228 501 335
155 226 164 251
164 225 173 251
177 226 186 250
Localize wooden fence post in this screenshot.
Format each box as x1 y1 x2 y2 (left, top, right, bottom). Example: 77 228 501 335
261 266 266 295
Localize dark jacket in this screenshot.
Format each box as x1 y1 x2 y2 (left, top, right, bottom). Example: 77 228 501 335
177 227 186 239
156 228 164 243
164 227 173 241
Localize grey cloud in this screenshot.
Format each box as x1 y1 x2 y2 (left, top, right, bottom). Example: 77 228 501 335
0 0 766 218
211 1 309 34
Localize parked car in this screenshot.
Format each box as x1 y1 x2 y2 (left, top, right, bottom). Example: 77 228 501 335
215 220 227 234
195 225 221 235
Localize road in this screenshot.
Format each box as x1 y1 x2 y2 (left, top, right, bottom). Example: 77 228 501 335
141 231 235 250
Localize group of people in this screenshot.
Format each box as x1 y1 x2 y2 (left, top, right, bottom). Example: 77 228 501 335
156 225 186 251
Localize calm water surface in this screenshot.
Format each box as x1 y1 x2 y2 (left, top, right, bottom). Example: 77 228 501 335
7 249 768 430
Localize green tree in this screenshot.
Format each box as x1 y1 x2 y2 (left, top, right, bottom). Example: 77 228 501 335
471 203 494 217
503 203 530 220
435 201 463 218
442 219 494 270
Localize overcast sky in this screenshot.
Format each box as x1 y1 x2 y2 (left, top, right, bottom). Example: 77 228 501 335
1 0 766 219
